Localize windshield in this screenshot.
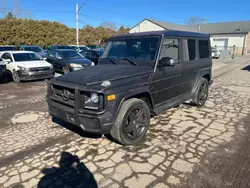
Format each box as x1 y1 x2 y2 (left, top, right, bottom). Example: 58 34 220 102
62 51 84 59
0 46 15 51
13 53 42 61
24 46 43 52
102 37 160 64
94 50 104 56
79 46 88 51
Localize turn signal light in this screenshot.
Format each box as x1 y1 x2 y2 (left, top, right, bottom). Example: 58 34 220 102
107 94 115 101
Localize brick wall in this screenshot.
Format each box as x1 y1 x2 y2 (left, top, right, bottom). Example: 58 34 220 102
244 32 250 55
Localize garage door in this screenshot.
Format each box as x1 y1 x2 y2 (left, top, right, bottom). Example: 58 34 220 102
213 39 228 50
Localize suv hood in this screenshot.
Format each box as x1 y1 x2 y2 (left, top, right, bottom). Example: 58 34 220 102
17 60 52 68
55 65 153 86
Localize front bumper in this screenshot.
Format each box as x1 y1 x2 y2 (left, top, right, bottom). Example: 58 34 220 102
48 104 114 134
46 82 114 134
18 69 55 81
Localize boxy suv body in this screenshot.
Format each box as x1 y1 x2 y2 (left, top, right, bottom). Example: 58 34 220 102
46 30 212 145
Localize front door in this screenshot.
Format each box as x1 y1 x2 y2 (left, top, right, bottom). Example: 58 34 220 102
54 52 64 71
151 37 183 105
47 51 57 69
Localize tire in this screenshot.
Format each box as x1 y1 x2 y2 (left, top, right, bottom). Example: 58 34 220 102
63 66 70 74
192 78 209 106
12 70 20 83
110 98 150 146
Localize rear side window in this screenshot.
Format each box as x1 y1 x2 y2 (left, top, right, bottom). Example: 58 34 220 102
183 39 196 61
199 40 210 58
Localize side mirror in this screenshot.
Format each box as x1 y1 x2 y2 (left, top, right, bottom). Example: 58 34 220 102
4 59 11 63
158 57 175 67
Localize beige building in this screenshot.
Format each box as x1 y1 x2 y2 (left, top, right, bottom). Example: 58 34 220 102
130 19 250 55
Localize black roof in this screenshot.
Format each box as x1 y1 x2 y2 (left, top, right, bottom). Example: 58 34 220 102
111 30 209 39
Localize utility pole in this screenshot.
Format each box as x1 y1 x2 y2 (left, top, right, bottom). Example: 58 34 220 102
76 2 85 46
76 3 79 46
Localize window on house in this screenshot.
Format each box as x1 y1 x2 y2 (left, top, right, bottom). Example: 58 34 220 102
199 40 210 58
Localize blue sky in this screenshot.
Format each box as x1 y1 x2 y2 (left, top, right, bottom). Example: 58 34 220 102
1 0 250 29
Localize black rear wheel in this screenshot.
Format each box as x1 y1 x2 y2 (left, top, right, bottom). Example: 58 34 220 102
110 98 150 145
192 78 209 106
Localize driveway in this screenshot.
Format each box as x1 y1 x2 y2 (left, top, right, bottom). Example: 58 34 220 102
0 56 250 188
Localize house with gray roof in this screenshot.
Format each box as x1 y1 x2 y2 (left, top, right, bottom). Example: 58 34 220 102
129 19 250 55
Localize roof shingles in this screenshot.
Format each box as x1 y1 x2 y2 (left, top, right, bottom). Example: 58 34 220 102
145 19 250 34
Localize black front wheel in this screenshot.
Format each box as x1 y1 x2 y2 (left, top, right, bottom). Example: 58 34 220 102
12 70 20 83
110 98 150 145
63 66 70 74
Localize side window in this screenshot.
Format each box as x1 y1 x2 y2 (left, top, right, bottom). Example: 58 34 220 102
92 52 98 58
3 53 13 61
55 52 62 59
48 51 55 58
82 51 88 57
1 53 7 59
159 38 179 62
183 39 196 61
199 40 210 59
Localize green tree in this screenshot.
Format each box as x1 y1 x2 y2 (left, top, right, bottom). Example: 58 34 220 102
5 12 15 19
0 18 128 47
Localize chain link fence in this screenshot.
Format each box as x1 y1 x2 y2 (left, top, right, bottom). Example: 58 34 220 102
213 45 237 59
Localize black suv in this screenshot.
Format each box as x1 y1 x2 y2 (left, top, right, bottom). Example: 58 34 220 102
47 30 212 145
80 49 104 65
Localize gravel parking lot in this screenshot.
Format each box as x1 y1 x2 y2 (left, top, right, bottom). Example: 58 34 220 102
0 56 250 188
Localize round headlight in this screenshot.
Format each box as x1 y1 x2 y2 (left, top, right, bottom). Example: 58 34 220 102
90 93 99 104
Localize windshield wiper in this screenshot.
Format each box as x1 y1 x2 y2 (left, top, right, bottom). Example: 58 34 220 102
105 57 119 65
123 58 138 66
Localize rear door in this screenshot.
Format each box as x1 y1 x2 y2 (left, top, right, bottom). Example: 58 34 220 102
181 38 200 93
151 37 183 105
182 38 211 93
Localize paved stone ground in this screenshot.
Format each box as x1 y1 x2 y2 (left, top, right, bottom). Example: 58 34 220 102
0 57 250 188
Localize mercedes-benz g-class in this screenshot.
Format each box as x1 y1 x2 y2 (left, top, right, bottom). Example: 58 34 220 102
46 30 213 145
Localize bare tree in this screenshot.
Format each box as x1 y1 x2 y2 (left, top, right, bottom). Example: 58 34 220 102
100 22 116 30
0 0 7 15
186 17 207 25
0 0 31 18
13 0 21 17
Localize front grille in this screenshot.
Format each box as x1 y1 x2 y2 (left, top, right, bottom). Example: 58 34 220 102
52 85 75 105
29 67 50 72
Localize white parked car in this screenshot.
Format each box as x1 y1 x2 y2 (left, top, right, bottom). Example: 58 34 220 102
211 47 220 59
1 51 55 82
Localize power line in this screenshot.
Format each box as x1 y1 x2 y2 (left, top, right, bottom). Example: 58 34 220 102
0 8 75 14
84 3 145 19
79 13 130 27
